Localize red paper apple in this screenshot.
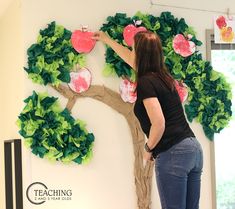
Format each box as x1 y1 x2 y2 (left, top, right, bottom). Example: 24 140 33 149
119 78 137 103
71 29 96 53
216 16 227 29
68 68 92 93
174 80 188 103
173 34 196 57
123 24 147 47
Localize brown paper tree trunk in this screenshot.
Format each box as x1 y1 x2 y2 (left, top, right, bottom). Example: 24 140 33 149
53 84 154 209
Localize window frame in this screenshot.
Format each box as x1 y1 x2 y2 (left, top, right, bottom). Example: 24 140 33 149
206 29 235 209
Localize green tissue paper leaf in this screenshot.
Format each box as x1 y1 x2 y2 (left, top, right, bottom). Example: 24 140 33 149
17 91 95 165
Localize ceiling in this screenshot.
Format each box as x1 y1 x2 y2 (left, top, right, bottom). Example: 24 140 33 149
0 0 14 18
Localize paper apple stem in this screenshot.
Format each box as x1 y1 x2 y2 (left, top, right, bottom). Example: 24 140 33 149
81 25 88 32
73 63 81 71
133 20 142 26
71 63 82 72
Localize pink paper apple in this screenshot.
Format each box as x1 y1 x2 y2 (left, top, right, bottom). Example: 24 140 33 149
173 34 196 57
68 68 92 93
119 78 137 103
71 29 96 53
123 24 147 46
174 80 188 103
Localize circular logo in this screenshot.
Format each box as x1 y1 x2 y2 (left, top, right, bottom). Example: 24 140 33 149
26 182 73 205
26 182 48 205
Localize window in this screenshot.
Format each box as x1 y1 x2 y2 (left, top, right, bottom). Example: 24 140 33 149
206 30 235 209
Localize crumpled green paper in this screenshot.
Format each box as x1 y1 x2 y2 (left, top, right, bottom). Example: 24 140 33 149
17 91 95 164
24 21 86 87
101 11 233 140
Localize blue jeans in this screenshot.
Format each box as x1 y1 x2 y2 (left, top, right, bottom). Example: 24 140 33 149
155 137 203 209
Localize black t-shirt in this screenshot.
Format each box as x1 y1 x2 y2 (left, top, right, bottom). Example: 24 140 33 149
134 74 195 158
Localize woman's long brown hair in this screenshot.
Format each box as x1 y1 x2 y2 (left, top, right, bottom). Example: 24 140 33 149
134 31 175 91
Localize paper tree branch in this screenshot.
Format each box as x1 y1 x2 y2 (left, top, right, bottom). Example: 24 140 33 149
53 84 154 209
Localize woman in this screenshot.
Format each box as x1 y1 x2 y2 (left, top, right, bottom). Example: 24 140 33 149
93 30 203 209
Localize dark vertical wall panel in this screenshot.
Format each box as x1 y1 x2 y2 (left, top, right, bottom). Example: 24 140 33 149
4 139 23 209
4 142 13 209
14 140 23 209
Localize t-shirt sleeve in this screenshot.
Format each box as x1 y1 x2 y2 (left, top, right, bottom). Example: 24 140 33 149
137 76 158 101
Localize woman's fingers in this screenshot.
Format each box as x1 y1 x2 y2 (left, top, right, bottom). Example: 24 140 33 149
143 151 154 161
92 31 109 43
92 32 101 40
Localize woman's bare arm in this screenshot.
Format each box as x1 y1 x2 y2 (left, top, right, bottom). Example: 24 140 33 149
93 31 135 69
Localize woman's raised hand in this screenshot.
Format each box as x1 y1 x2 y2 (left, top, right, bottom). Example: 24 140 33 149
92 31 110 43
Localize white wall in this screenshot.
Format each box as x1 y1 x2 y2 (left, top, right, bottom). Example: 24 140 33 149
0 0 24 208
1 0 234 208
21 1 150 209
0 0 14 17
